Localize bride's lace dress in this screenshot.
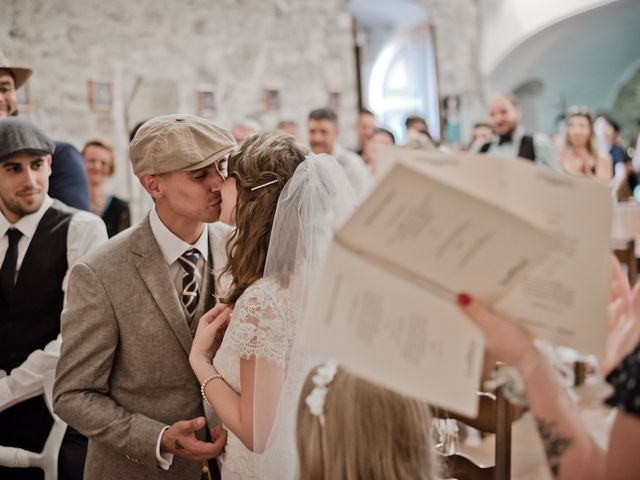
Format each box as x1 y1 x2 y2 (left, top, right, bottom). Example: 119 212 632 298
212 277 294 480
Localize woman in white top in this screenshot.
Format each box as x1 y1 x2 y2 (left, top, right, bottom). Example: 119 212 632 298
189 130 356 479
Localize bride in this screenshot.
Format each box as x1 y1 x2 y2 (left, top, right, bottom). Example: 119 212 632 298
188 130 356 479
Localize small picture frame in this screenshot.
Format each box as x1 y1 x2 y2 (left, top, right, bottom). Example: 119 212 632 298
197 86 216 116
327 91 341 110
16 80 31 112
88 79 113 112
264 89 280 111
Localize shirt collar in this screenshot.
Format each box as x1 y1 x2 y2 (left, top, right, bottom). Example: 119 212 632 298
0 195 53 241
492 126 525 146
149 206 209 266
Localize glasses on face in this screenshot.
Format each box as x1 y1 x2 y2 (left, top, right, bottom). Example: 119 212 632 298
215 158 228 179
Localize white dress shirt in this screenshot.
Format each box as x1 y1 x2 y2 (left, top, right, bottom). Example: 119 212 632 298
472 126 561 171
149 206 209 300
332 144 372 201
149 206 209 470
0 195 107 411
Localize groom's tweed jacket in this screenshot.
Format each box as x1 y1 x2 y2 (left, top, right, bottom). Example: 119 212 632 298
54 216 230 480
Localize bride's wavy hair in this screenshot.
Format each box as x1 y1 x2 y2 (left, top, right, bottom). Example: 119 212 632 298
220 130 308 304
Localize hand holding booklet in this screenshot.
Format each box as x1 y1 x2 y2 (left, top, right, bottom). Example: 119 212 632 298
304 146 612 416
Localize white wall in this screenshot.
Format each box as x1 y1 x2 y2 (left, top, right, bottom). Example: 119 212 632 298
480 0 617 74
481 0 640 133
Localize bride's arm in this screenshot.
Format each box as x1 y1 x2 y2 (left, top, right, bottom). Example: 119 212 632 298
190 356 283 452
189 301 286 452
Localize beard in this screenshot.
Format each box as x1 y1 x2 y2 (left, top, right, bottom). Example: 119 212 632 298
0 192 44 220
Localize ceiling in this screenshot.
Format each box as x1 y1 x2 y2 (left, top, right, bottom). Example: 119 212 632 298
487 0 640 131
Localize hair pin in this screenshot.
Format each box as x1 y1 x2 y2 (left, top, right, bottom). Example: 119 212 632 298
305 359 338 426
251 179 279 191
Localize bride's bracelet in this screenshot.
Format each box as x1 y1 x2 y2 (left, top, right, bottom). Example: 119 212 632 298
201 374 224 408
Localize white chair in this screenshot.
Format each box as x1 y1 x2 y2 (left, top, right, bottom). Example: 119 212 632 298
0 370 67 480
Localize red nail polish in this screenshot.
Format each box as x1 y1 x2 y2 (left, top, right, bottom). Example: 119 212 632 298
457 293 472 307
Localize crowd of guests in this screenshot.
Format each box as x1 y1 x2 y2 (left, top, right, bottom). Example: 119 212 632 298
2 42 640 480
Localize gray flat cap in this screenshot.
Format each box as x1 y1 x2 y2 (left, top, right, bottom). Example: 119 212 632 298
129 114 236 176
0 117 55 162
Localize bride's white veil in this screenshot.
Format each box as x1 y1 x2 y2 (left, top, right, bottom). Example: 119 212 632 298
253 152 357 478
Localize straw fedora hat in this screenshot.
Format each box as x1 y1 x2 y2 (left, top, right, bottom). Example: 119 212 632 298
0 48 32 89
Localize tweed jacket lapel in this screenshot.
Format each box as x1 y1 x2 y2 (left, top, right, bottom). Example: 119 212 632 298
131 216 193 356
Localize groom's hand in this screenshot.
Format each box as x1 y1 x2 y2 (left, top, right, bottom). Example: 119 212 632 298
160 417 227 461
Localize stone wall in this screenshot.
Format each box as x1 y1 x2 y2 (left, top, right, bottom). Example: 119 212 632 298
2 0 485 209
1 0 359 204
420 0 487 132
419 0 480 97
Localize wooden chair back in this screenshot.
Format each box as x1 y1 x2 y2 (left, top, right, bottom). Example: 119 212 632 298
612 237 637 286
432 388 515 480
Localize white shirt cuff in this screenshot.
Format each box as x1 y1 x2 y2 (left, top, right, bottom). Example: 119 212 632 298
156 426 174 470
0 376 11 412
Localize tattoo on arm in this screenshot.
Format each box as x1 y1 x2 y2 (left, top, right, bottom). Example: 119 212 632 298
535 417 574 478
175 439 184 450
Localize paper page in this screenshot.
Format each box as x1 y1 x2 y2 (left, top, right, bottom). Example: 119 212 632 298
373 145 505 202
494 161 612 355
338 162 556 303
304 242 484 417
372 146 611 355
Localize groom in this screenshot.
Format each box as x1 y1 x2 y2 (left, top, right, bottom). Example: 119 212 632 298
54 114 236 480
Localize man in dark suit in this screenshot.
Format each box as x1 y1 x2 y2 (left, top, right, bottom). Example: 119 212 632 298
0 118 107 479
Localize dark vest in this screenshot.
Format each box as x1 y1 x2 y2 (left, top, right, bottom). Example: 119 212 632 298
479 134 536 161
0 200 74 371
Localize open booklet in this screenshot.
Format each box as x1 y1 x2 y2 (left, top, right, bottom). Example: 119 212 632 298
304 146 612 417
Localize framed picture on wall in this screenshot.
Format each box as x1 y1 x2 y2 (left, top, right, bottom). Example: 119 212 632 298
327 91 341 110
88 79 113 112
264 89 280 111
16 80 32 112
197 86 216 116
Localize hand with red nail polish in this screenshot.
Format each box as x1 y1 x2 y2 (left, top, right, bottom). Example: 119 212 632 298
456 291 534 368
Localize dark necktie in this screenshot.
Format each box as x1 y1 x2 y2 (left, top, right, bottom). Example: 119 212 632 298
177 248 200 316
1 228 23 300
498 130 514 145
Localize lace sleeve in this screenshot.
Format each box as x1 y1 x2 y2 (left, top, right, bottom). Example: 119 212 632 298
226 281 292 368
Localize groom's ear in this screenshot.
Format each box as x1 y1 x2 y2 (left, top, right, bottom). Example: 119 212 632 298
139 174 162 200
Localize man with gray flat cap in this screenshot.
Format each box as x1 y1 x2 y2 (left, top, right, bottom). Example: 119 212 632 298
0 47 91 211
54 114 236 480
0 118 106 480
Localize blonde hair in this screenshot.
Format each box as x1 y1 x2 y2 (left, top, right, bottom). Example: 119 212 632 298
220 130 308 305
564 108 600 160
82 139 115 176
296 365 439 480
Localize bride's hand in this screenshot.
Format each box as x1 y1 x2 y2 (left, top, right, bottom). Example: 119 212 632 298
190 304 232 364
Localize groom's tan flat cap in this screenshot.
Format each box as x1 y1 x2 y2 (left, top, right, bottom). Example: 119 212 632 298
129 114 236 176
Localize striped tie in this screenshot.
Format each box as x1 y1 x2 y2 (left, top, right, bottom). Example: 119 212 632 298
177 248 200 316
